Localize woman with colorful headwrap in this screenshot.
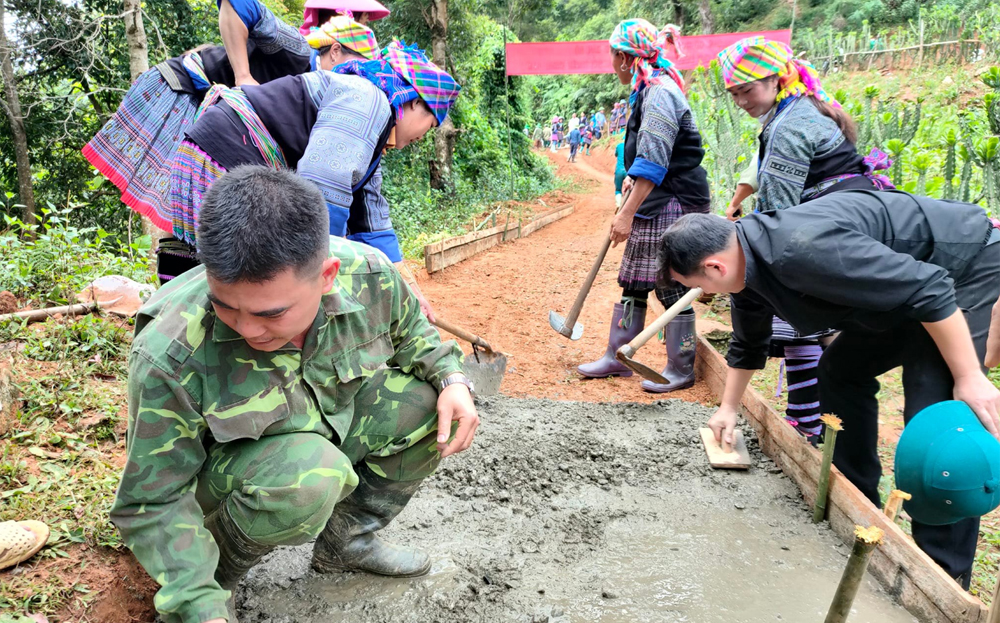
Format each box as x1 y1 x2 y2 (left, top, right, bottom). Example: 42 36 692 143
576 19 711 394
221 1 382 86
164 40 460 319
717 37 893 444
83 0 317 247
719 36 892 214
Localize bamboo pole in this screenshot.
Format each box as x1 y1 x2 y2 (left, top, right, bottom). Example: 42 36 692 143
825 526 885 623
883 490 911 522
813 414 843 523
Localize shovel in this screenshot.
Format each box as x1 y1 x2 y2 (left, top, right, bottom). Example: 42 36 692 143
615 288 703 383
549 190 630 341
432 318 508 397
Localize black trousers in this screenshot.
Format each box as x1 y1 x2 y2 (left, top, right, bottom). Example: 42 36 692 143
818 241 1000 589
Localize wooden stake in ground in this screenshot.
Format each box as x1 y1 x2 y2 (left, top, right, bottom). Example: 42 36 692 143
699 427 752 470
883 490 911 522
813 414 843 523
825 526 884 623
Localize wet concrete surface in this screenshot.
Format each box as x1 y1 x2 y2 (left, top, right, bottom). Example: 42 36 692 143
237 397 917 623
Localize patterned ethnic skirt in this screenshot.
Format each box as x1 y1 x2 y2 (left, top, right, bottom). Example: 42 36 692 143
618 196 711 306
82 69 199 233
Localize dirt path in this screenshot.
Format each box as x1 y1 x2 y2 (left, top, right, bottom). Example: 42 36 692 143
417 146 714 406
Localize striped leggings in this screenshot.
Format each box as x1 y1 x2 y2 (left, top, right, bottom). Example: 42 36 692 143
774 343 824 441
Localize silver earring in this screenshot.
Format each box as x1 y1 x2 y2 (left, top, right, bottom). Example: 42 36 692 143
620 62 628 71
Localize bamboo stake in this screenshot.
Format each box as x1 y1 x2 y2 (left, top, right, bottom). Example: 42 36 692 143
825 526 885 623
813 414 844 523
883 490 912 522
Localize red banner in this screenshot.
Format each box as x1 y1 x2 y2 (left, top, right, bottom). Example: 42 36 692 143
505 30 791 76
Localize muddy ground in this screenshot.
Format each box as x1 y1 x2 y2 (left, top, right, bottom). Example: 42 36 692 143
236 397 915 623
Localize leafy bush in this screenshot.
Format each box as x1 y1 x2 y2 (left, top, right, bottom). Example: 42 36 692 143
0 204 153 306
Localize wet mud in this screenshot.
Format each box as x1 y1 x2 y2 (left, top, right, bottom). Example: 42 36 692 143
237 397 916 623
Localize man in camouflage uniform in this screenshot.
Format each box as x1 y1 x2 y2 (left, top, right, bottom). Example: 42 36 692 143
110 166 480 623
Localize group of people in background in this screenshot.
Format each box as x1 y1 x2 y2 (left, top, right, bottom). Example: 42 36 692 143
529 109 612 160
527 99 627 163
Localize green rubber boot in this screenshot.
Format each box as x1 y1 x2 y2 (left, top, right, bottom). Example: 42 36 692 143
311 466 430 577
204 503 274 623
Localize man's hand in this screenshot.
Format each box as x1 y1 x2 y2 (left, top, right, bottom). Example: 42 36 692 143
235 74 259 87
707 404 739 447
954 372 1000 438
436 382 479 458
609 211 633 248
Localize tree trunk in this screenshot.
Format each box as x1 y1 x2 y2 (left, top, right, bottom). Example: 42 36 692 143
698 0 714 34
671 0 685 28
0 0 36 226
122 0 161 247
123 0 149 80
427 0 457 191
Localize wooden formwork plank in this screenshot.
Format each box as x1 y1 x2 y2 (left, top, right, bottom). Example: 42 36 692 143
424 205 575 273
695 336 988 623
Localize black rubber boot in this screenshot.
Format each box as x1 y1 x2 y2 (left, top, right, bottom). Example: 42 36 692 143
204 503 274 623
641 309 697 393
312 466 431 577
577 301 647 378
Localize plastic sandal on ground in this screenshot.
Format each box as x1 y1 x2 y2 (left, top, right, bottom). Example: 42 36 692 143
0 520 50 571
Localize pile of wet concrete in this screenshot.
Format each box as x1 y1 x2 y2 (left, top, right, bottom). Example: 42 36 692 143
237 397 916 623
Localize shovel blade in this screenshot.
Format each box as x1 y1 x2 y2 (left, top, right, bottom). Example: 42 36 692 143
615 351 669 384
548 310 584 341
462 351 508 397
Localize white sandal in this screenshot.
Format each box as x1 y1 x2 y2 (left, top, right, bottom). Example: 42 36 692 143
0 520 50 571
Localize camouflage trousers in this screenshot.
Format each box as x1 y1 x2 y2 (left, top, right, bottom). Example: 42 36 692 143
193 368 440 546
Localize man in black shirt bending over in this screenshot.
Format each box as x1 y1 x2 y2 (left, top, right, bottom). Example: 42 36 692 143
659 190 1000 589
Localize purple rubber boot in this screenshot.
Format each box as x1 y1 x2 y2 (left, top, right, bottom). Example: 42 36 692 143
577 301 646 378
641 310 696 393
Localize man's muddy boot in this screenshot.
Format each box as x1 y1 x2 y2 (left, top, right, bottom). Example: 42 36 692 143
312 466 430 577
577 300 646 378
204 503 274 623
641 309 696 393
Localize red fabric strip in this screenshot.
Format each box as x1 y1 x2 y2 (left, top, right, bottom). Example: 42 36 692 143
505 30 792 76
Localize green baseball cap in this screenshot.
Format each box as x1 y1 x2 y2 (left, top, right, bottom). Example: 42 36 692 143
894 401 1000 525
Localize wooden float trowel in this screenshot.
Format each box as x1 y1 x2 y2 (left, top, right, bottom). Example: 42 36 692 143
699 427 752 470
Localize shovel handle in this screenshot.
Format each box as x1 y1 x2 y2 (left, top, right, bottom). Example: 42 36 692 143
561 189 632 329
562 235 613 329
620 288 703 356
433 318 494 352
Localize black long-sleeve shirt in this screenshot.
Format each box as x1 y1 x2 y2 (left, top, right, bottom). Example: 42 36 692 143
727 190 995 370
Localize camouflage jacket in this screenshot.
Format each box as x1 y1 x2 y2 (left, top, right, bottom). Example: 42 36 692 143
110 238 463 623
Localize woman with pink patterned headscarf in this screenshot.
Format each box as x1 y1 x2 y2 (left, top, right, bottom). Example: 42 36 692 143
575 19 710 394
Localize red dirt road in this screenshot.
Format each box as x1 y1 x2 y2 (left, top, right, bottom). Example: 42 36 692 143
417 145 716 406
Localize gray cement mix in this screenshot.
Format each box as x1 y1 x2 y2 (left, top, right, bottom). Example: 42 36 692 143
236 397 917 623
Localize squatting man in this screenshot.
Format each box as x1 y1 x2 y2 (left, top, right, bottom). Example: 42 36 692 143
110 167 479 623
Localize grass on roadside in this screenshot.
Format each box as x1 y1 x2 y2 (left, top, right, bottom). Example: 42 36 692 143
1 314 132 618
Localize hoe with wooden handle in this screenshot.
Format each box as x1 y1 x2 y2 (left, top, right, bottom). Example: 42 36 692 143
615 288 703 383
549 190 630 341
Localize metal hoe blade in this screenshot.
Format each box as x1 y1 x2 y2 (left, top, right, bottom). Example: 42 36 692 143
463 346 508 397
548 310 584 341
615 349 669 384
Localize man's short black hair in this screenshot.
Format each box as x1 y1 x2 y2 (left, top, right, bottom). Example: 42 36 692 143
197 166 330 284
657 214 736 288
